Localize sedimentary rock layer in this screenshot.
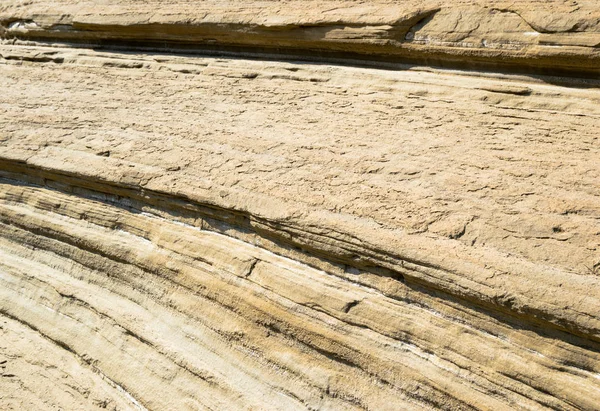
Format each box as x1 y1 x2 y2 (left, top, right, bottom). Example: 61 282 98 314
1 1 600 76
1 1 600 410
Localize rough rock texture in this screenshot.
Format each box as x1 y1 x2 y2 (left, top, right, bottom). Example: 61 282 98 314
1 1 600 410
2 1 600 76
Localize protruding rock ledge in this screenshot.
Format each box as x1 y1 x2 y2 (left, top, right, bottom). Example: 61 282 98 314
1 1 600 77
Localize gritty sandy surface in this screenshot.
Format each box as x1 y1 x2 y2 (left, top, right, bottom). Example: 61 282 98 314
1 2 600 409
2 45 599 275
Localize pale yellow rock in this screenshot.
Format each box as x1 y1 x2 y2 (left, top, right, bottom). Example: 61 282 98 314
1 1 600 410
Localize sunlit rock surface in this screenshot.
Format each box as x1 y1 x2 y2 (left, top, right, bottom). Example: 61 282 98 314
1 1 600 410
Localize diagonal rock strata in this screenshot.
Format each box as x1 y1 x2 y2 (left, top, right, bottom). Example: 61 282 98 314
1 151 600 346
1 1 600 410
2 175 600 410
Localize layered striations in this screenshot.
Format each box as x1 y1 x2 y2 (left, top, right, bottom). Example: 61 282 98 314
1 1 600 76
1 1 600 410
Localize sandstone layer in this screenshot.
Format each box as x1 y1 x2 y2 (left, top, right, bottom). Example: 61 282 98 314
1 1 600 410
2 1 600 76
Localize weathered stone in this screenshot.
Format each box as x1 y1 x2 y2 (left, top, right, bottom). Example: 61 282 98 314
1 1 600 410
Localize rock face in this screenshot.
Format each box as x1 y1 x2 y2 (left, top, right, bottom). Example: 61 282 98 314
1 1 600 410
2 0 600 76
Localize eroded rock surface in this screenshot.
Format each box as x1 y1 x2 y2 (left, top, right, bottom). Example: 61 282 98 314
1 1 599 410
2 0 600 75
